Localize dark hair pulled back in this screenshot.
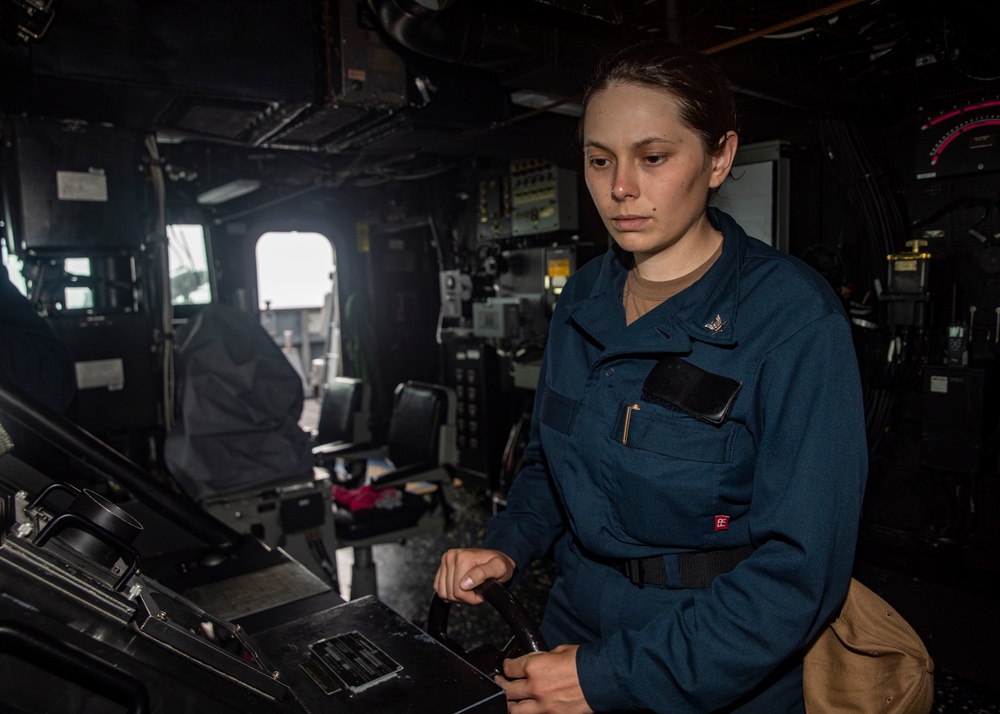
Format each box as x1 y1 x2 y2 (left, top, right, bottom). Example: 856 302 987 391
580 40 739 155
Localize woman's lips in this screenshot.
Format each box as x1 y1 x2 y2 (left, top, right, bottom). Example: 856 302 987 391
611 215 649 231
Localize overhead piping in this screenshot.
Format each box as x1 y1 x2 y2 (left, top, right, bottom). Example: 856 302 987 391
368 0 878 147
701 0 872 55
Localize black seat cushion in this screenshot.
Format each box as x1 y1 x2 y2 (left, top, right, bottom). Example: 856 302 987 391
332 491 431 541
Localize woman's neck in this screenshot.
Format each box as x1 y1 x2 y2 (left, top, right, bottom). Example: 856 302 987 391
632 220 723 282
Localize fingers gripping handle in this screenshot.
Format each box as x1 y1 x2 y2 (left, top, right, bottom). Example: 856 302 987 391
427 577 549 678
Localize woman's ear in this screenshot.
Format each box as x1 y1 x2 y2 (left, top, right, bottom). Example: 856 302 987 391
709 131 739 189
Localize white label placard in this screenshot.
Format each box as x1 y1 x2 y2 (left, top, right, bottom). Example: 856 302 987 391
75 359 125 390
56 170 108 202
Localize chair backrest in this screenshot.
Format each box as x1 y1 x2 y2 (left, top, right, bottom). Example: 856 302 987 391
314 377 370 445
385 381 456 468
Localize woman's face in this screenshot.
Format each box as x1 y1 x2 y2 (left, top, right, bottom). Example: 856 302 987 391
583 82 736 274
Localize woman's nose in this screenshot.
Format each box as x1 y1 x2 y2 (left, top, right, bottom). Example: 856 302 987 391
612 168 637 201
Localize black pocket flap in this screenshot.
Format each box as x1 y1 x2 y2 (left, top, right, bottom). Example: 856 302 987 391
641 356 741 425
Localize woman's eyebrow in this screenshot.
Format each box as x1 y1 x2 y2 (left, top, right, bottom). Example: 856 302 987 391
584 136 677 151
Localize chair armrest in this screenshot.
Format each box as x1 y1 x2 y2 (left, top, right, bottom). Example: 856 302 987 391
369 462 450 489
312 440 386 461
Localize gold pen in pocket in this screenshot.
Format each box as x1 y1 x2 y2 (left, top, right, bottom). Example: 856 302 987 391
622 403 640 445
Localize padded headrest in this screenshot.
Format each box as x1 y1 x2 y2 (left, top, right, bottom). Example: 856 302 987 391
315 378 365 445
387 382 447 467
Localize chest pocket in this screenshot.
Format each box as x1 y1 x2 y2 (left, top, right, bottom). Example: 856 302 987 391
539 386 580 436
642 355 741 425
616 404 737 464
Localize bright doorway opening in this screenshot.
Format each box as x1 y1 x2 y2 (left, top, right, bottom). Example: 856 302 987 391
255 231 340 398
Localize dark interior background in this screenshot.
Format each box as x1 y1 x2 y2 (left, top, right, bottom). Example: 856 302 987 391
2 0 1000 698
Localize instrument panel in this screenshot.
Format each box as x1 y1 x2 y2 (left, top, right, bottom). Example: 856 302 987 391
0 479 505 713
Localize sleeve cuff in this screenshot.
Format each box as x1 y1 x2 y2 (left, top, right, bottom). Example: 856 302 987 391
575 640 630 712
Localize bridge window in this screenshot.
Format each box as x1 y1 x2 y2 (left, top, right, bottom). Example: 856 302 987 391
63 257 93 309
167 224 213 305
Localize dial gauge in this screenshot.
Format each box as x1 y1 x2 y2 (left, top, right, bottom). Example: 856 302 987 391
916 96 1000 179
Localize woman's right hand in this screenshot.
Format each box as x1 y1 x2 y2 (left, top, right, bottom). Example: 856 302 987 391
434 548 516 605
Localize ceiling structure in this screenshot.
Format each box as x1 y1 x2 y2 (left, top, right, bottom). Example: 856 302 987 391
2 0 999 208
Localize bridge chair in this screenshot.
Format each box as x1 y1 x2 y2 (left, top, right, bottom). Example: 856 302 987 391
311 376 374 487
202 377 372 590
312 377 373 451
329 380 459 599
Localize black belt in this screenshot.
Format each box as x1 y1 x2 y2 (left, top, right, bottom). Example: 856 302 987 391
607 545 754 589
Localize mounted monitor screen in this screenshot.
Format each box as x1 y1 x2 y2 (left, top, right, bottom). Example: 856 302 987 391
714 140 790 253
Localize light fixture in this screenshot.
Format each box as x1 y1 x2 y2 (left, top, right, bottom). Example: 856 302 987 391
196 178 261 205
510 89 582 118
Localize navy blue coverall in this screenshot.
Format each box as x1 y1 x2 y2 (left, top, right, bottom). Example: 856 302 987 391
0 263 75 413
485 208 868 713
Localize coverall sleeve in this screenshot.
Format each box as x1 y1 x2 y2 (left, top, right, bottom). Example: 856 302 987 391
484 352 567 578
0 265 76 413
576 312 868 712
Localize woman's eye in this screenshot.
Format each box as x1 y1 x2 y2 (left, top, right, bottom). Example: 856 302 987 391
588 157 610 168
643 155 666 165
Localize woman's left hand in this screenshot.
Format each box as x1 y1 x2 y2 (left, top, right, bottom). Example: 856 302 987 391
497 644 593 714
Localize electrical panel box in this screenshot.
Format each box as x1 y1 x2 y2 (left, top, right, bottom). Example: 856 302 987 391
477 171 513 241
921 365 996 473
439 270 472 319
2 117 145 253
444 339 509 490
510 159 579 237
472 298 525 339
263 1 408 150
477 160 579 240
333 1 407 109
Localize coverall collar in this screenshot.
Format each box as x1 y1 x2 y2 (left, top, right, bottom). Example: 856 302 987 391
568 207 745 354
